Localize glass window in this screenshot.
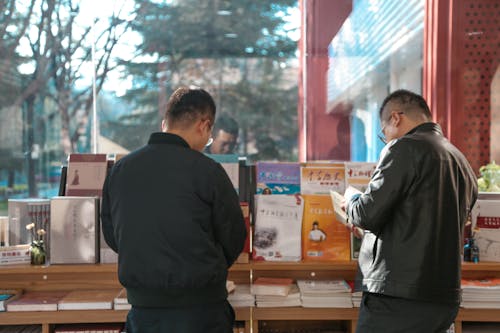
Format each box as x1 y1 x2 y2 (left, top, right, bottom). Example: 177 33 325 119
326 0 424 162
0 0 299 207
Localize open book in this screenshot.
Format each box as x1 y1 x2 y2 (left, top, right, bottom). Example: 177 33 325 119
329 186 362 225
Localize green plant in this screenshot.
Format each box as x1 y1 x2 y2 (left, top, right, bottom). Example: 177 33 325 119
478 161 500 192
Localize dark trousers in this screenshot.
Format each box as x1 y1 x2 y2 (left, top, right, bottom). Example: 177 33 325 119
356 292 459 333
125 300 235 333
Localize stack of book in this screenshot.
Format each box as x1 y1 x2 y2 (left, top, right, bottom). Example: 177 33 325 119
251 277 300 307
0 244 30 265
6 291 68 311
255 285 300 307
227 284 255 307
113 288 131 310
54 323 123 333
57 289 118 310
0 289 22 311
461 278 500 308
297 279 353 308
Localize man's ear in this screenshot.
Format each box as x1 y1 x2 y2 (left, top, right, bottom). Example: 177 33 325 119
392 111 403 126
161 120 167 132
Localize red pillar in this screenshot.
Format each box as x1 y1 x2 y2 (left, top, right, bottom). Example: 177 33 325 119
423 0 499 172
298 0 352 161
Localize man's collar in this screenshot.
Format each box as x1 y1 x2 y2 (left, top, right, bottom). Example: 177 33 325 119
148 132 190 148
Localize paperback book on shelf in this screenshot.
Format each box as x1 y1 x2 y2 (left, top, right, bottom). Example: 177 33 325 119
297 279 353 308
113 288 131 310
300 162 346 195
227 284 255 308
6 291 68 312
461 278 500 309
302 195 351 261
50 196 99 264
65 153 108 196
205 154 239 192
250 277 294 297
8 199 50 245
344 162 376 192
471 197 500 262
0 289 22 311
0 244 30 265
253 194 304 262
54 323 123 333
255 284 301 307
256 161 301 194
57 289 119 310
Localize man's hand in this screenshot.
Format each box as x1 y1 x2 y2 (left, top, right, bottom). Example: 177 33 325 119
346 222 364 239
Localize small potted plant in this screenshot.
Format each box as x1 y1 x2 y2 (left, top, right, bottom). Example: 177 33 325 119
26 223 47 265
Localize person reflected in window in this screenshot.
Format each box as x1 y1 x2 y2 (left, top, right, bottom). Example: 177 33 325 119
205 113 239 155
345 89 478 333
101 87 246 333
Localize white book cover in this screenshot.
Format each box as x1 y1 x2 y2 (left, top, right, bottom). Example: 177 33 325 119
253 195 304 262
297 279 351 295
471 199 500 262
344 162 376 192
50 197 99 264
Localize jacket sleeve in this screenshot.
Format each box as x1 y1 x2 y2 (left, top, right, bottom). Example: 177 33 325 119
100 174 118 253
211 163 247 267
347 141 415 233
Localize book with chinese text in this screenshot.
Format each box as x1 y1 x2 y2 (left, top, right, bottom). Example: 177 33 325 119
302 195 351 261
253 194 304 261
256 161 301 194
300 162 346 195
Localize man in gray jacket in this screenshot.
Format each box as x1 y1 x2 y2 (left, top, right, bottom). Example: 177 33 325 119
347 89 477 332
101 87 246 333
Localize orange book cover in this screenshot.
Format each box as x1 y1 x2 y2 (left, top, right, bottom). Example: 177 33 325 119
302 194 351 261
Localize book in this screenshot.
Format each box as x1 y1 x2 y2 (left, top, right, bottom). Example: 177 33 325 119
256 161 301 194
344 162 376 192
250 277 294 297
113 288 131 310
65 153 108 196
253 194 304 262
235 202 251 264
0 216 8 247
8 199 50 245
300 162 346 195
471 197 500 262
57 289 119 310
0 244 30 265
205 154 239 192
329 186 362 226
50 197 100 264
7 291 67 311
255 284 301 307
0 289 22 311
54 323 123 333
58 165 67 196
302 195 351 261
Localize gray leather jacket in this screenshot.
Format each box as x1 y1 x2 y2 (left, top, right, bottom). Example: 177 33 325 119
348 122 477 305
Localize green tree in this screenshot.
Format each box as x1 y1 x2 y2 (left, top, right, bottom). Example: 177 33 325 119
112 0 298 157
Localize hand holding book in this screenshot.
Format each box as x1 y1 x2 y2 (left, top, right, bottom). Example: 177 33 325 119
330 186 364 239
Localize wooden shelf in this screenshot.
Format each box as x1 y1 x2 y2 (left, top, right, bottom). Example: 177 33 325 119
253 307 358 320
1 260 500 333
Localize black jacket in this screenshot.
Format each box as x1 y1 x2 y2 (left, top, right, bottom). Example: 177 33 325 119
101 132 246 307
348 123 477 304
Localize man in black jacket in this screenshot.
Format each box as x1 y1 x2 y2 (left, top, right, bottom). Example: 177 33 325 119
346 90 477 332
101 87 247 333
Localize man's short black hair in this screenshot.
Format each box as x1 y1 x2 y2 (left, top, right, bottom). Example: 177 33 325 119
379 89 432 121
213 113 239 137
165 87 216 127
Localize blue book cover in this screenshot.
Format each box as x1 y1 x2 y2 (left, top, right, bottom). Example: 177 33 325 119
256 162 301 194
